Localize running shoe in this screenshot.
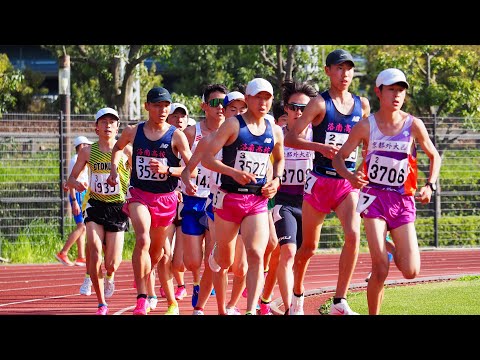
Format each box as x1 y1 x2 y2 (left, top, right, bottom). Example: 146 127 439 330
175 286 187 300
191 284 200 307
329 299 359 315
55 252 74 266
133 297 148 315
259 302 273 315
208 244 221 272
79 277 92 296
147 296 158 313
104 278 115 298
159 287 166 298
192 309 204 315
165 303 180 315
226 306 241 315
74 257 86 266
96 304 108 315
289 294 304 315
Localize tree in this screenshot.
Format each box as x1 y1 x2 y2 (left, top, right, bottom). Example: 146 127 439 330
0 53 24 115
362 45 480 119
42 45 172 117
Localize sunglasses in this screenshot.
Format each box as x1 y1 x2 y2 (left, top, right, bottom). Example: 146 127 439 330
208 98 225 107
286 103 307 112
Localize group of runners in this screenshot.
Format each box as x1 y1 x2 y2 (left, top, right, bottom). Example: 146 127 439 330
62 48 441 315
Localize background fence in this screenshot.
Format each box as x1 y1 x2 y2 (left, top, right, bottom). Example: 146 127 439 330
0 113 479 257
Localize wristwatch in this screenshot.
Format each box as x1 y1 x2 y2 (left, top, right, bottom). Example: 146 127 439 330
425 182 437 192
167 167 173 176
273 175 282 185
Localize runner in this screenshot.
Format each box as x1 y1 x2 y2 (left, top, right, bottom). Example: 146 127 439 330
332 68 441 314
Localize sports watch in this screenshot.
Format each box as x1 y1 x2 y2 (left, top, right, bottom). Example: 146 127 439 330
425 182 437 192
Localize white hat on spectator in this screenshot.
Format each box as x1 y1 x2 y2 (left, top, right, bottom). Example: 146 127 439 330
187 118 197 126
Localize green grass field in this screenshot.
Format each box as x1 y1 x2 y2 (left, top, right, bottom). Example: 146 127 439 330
319 276 480 315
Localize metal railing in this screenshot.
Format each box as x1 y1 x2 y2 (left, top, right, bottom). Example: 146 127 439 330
0 113 479 253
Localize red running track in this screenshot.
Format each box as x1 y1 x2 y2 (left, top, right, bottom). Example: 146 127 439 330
0 249 479 315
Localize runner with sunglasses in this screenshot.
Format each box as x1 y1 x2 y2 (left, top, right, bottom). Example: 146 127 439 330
180 84 229 311
285 49 371 315
259 81 318 315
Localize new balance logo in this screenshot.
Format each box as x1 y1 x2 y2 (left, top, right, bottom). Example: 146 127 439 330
264 138 272 143
159 144 169 149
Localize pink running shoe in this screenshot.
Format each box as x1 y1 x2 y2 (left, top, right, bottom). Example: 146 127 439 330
259 302 273 315
174 286 187 300
96 304 108 315
159 287 166 298
133 297 148 315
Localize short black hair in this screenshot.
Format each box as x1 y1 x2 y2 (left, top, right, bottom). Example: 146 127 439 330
272 100 287 121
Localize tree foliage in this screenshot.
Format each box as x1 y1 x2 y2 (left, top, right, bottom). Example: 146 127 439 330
1 45 479 128
361 45 480 119
0 53 24 114
42 45 172 117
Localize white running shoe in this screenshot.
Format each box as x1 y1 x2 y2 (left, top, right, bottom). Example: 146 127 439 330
148 296 158 311
329 299 359 315
192 309 204 315
79 277 92 296
208 243 221 273
104 278 115 298
289 294 304 315
226 306 241 315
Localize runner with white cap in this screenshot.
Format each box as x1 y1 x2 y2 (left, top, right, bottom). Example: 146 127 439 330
202 78 285 315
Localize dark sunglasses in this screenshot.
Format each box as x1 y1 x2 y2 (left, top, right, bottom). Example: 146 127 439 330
208 98 225 107
286 103 307 112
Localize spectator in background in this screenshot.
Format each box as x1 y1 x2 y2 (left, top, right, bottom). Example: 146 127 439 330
55 135 92 267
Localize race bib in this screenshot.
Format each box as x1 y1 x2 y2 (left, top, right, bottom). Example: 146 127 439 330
367 155 408 187
193 165 211 197
356 191 377 213
283 159 312 186
234 151 269 178
212 189 227 210
90 172 120 195
135 156 169 182
304 172 318 194
326 132 358 162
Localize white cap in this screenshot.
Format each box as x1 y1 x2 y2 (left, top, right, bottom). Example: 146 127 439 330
95 107 120 121
169 102 189 116
375 68 409 88
73 135 93 147
246 78 274 96
223 91 247 107
187 118 197 126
